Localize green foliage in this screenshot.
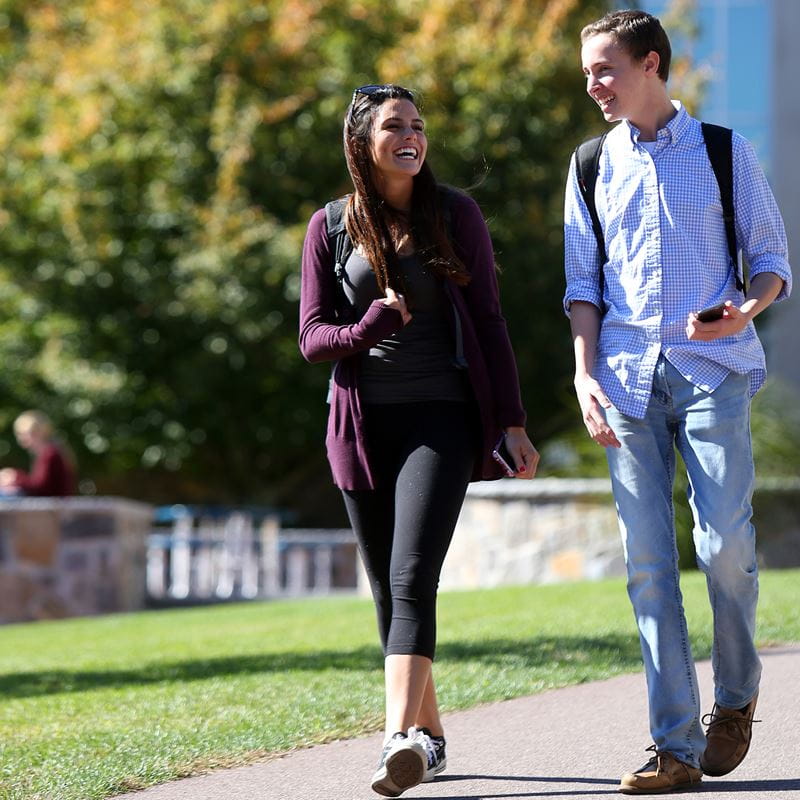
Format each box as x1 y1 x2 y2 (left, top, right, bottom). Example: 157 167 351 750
0 0 609 508
0 572 797 799
750 379 800 476
383 0 611 442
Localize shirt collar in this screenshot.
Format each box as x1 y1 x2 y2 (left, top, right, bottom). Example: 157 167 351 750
624 100 692 148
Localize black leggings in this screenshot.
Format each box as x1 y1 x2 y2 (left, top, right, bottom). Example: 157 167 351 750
342 401 476 661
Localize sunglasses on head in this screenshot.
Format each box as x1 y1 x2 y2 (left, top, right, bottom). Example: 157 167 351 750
351 84 390 104
347 84 415 121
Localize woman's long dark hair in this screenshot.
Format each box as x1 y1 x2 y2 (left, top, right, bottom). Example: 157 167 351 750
342 84 470 292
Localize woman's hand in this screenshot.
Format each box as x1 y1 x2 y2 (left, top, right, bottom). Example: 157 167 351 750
382 287 412 325
503 426 540 479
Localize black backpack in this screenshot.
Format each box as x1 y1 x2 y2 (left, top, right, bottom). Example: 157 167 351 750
574 122 747 294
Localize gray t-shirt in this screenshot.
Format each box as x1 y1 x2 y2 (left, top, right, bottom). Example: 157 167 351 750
342 249 469 404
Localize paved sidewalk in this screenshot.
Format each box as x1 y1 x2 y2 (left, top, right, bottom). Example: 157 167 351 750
113 646 800 800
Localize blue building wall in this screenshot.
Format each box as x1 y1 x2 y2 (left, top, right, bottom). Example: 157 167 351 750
640 0 772 173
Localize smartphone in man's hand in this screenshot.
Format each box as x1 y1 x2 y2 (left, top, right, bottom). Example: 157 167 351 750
696 302 728 322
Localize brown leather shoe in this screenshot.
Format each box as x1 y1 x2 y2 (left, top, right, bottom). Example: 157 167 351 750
700 692 759 776
619 746 702 794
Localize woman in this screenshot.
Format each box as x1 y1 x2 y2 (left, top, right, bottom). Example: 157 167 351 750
299 84 538 797
0 410 76 497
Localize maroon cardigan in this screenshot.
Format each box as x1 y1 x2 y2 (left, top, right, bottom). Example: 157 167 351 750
299 190 527 490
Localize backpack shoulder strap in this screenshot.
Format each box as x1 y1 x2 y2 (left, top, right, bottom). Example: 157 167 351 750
574 134 608 303
324 197 353 285
700 122 745 292
574 133 608 267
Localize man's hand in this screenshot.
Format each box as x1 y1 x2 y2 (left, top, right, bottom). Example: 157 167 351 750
569 301 620 448
574 373 621 448
686 301 750 341
687 273 786 341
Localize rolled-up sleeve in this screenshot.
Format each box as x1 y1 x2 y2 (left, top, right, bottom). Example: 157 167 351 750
734 135 792 301
563 152 604 315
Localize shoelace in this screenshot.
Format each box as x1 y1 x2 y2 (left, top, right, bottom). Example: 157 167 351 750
702 709 761 742
418 732 439 767
406 727 430 753
641 744 662 772
640 744 690 776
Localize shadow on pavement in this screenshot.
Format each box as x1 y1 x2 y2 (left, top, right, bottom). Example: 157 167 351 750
411 774 800 799
697 778 800 792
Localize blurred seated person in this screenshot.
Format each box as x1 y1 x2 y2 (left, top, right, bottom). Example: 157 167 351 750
0 410 77 497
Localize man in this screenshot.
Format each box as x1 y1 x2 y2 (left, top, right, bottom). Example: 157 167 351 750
563 9 791 795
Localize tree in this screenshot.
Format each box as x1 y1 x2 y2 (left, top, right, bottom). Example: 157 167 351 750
0 0 607 518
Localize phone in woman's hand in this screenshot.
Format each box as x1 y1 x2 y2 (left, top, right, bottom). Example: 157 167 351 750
492 434 517 477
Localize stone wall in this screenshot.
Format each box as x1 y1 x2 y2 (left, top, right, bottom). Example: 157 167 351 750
438 477 800 592
440 478 622 590
0 497 153 624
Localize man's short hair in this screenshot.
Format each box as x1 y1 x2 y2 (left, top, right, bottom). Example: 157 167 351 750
581 10 672 82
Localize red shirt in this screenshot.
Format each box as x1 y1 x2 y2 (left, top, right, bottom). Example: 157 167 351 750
12 442 76 496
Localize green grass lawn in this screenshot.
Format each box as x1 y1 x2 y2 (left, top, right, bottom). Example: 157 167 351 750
1 570 798 800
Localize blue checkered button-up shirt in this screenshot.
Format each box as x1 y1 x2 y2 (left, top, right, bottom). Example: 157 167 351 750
564 102 792 419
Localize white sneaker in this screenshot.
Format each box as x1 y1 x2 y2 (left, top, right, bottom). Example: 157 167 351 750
417 727 447 782
370 729 427 797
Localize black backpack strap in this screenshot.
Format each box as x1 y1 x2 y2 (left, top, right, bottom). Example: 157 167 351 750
701 122 745 292
574 133 608 269
323 199 352 396
324 198 353 286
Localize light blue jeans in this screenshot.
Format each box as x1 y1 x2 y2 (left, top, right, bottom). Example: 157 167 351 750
605 355 761 767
